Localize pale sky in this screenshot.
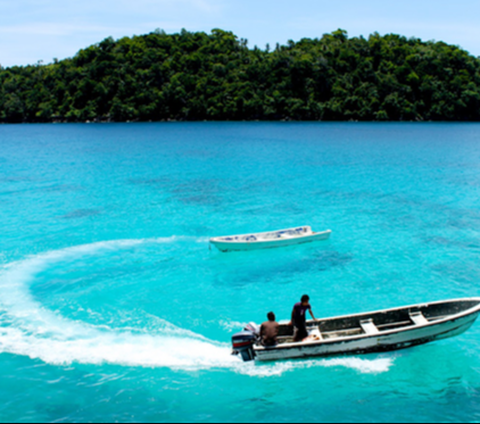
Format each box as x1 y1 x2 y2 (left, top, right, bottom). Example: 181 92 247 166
1 0 480 67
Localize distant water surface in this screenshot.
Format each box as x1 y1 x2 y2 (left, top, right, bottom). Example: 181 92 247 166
1 123 480 422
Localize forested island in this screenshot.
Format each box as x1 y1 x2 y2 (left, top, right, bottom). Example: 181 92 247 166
1 29 480 123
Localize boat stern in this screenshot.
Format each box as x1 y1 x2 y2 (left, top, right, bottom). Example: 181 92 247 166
232 323 259 362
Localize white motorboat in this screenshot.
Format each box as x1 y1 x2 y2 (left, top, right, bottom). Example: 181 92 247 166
232 298 480 362
210 226 331 252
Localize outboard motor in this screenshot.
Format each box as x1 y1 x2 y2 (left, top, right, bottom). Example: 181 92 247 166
232 322 260 362
244 322 260 335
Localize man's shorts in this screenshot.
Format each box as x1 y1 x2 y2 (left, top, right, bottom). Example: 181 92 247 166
293 324 308 342
262 339 277 348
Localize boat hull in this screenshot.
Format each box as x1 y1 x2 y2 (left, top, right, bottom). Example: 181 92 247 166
255 312 479 361
211 230 331 252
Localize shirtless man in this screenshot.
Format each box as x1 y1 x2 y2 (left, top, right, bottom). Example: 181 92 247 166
290 295 317 342
260 312 280 347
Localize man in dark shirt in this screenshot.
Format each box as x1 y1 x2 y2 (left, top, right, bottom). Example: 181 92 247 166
290 295 317 342
260 312 280 347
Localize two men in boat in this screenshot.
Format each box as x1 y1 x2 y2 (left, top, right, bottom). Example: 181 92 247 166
260 295 318 346
290 295 318 342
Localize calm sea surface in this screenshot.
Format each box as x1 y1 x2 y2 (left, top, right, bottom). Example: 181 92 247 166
1 123 480 422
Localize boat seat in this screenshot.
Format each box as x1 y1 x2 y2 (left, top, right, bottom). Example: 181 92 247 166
360 319 380 335
410 311 429 326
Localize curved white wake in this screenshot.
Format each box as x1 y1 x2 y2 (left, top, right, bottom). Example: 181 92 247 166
0 238 393 376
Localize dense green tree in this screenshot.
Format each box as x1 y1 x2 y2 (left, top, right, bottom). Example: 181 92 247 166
1 29 480 122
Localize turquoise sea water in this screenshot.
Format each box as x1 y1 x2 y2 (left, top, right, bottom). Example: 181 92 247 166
1 123 480 422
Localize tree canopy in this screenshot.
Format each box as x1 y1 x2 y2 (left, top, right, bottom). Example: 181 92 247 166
1 29 480 122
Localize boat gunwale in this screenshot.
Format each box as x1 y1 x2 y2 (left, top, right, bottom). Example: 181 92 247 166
210 228 331 244
254 297 480 353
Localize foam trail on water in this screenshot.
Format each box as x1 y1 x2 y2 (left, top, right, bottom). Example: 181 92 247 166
0 239 393 376
320 357 393 374
0 237 237 369
0 326 237 369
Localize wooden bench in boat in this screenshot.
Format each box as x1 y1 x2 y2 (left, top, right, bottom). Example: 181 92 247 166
360 319 380 335
409 311 429 325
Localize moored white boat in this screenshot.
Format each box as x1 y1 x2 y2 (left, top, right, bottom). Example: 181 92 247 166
232 298 480 362
210 226 331 252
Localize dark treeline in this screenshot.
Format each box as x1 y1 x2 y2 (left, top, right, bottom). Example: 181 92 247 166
1 29 480 123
